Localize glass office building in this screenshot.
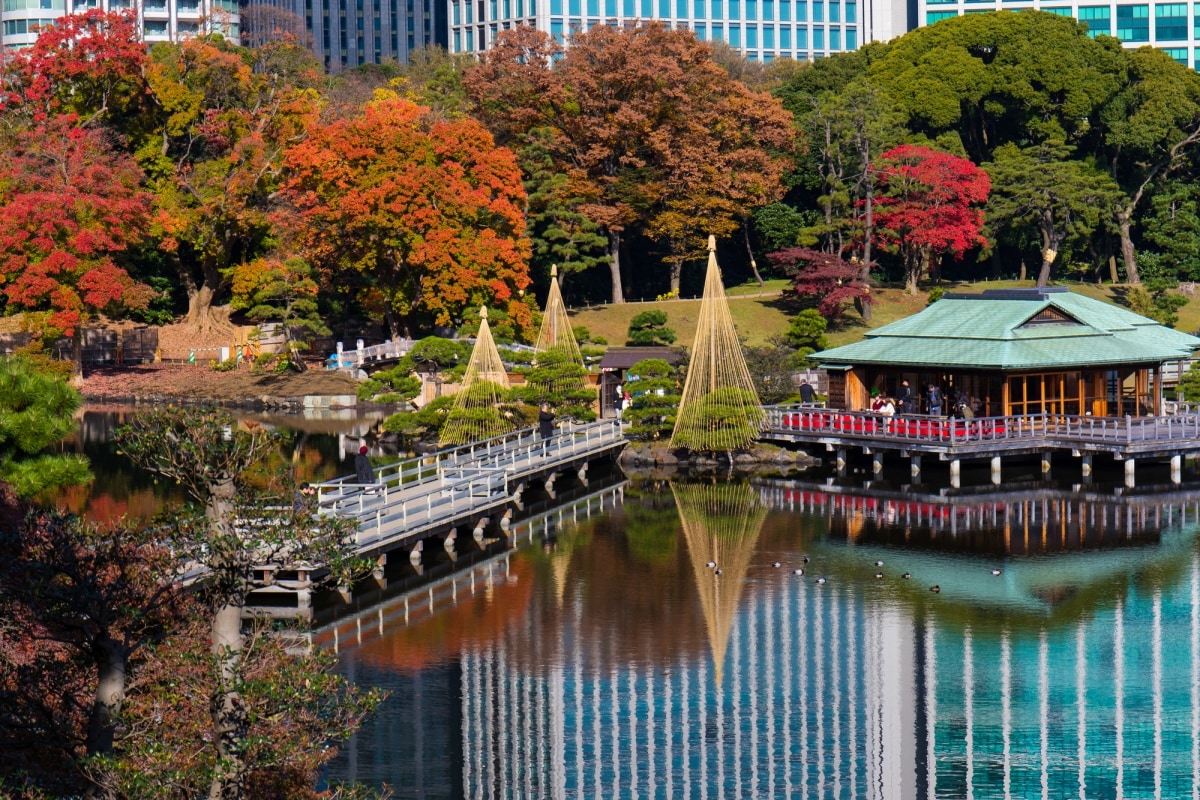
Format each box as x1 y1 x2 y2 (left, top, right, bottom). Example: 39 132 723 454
918 0 1200 68
1 0 238 49
448 0 908 61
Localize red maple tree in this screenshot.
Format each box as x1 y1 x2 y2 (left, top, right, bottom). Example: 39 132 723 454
0 115 151 370
872 144 990 294
768 248 873 321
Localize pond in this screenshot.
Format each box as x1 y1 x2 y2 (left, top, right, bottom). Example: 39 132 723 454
322 476 1200 800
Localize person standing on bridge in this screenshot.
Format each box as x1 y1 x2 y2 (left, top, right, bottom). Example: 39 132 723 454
355 445 376 484
539 403 556 440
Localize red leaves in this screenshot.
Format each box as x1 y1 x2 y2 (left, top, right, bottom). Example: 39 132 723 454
769 247 872 320
0 115 150 335
873 145 991 260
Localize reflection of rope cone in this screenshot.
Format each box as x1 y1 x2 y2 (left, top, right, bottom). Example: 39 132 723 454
551 550 571 608
671 235 764 451
440 307 515 446
672 480 767 683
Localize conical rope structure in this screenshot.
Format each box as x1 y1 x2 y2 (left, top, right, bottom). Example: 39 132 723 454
671 235 765 452
671 480 768 684
439 307 516 447
530 264 591 402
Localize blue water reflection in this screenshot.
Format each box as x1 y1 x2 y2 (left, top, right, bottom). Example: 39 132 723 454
327 479 1200 799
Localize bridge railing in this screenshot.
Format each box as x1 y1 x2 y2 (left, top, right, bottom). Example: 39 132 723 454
764 407 1200 447
353 468 512 546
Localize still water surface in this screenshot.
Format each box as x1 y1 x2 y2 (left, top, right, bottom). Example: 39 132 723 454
325 478 1200 800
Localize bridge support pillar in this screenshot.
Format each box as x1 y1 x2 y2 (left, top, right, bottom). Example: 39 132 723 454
949 458 961 489
511 482 526 511
911 455 921 481
991 456 1002 485
473 517 491 544
1172 454 1182 485
576 462 589 486
444 528 459 560
337 582 352 604
836 449 847 477
1125 458 1137 489
544 472 558 499
1080 454 1093 481
372 554 387 590
872 452 884 474
409 539 424 567
1041 451 1052 476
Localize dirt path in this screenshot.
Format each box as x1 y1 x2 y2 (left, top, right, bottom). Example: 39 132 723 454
81 363 360 403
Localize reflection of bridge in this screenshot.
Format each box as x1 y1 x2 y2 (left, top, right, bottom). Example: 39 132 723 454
761 406 1200 488
314 420 626 564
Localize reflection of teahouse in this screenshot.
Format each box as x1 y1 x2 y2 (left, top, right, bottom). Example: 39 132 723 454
814 287 1200 417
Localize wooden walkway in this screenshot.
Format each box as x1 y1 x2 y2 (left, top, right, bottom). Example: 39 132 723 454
314 420 627 559
761 406 1200 487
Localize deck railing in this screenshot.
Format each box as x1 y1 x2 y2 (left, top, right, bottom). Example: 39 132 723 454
764 407 1200 448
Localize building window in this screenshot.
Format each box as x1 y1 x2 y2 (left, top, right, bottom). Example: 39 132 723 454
746 23 758 43
796 24 805 45
780 23 790 45
713 21 723 37
795 0 805 20
1044 5 1071 14
1155 2 1187 39
1116 4 1149 41
728 22 740 42
813 25 823 47
844 0 854 21
779 0 789 18
694 0 704 16
763 22 774 43
812 0 821 19
1161 45 1188 61
746 0 756 17
695 21 707 36
676 0 686 16
829 0 838 20
712 0 722 17
926 9 957 22
1078 4 1110 34
829 25 838 47
845 26 855 46
729 0 739 17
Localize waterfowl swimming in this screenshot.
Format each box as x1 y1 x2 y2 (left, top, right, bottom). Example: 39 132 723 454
902 572 912 580
930 585 941 593
706 561 716 569
715 568 723 576
816 577 827 584
875 560 884 567
875 572 884 579
794 568 805 576
992 568 1002 576
773 562 782 568
802 556 810 564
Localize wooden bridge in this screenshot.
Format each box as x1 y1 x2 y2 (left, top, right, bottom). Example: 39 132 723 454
314 420 626 565
760 405 1200 488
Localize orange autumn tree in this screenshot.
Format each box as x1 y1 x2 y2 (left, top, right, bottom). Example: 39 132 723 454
282 93 534 339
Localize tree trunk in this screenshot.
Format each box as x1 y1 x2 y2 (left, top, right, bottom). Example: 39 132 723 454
1109 254 1120 284
991 248 1003 279
86 635 127 756
669 259 683 295
607 231 624 304
206 478 248 800
209 602 248 800
73 328 84 383
743 222 764 288
1117 211 1141 284
186 257 226 326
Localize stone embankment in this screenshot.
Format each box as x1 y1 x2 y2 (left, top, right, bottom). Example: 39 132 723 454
619 441 818 471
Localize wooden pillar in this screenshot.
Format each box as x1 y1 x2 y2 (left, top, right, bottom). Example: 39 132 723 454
950 458 961 489
873 452 884 474
1125 458 1136 489
1080 453 1092 481
1041 451 1052 475
836 449 848 477
1172 454 1182 485
911 454 922 481
991 455 1002 485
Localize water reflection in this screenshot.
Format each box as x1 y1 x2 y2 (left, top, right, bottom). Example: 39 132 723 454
327 479 1200 799
52 406 389 523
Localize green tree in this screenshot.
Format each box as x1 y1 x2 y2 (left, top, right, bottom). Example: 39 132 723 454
1142 179 1200 281
626 310 677 346
516 347 597 421
670 386 765 453
227 255 329 368
0 358 91 498
622 358 681 441
984 140 1124 286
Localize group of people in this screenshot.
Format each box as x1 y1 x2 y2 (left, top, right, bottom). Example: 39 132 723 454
876 380 977 419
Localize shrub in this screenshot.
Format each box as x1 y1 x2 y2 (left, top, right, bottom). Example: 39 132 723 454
626 310 676 346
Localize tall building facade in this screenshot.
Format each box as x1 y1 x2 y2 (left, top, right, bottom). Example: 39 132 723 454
239 0 446 71
448 0 909 60
917 0 1200 68
1 0 238 49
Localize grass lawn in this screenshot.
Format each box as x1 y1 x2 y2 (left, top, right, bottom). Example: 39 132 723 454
566 277 1200 351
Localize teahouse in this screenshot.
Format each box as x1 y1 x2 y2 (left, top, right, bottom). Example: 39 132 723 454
813 287 1200 417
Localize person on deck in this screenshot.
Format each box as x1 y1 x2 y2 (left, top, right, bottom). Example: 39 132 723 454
898 380 915 414
539 403 556 439
292 482 318 518
927 384 944 417
355 445 376 484
799 381 816 404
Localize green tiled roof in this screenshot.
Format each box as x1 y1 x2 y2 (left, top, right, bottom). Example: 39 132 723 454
815 288 1200 370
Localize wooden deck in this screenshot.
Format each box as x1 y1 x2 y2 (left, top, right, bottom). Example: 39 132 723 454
760 405 1200 487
